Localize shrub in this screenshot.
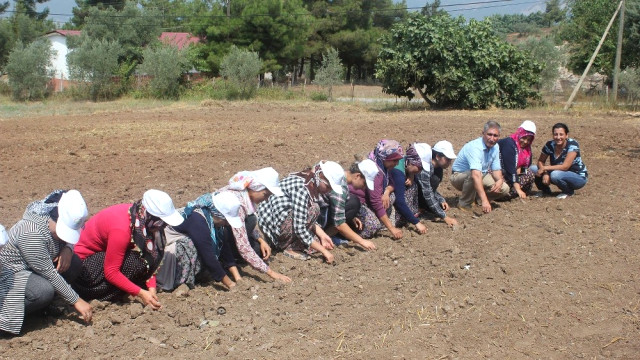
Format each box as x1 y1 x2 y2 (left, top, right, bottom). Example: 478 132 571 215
309 91 328 101
220 46 263 99
5 40 54 101
313 48 344 101
138 44 191 99
67 38 121 101
518 37 565 91
619 67 640 106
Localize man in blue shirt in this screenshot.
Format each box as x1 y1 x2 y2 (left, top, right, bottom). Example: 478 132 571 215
450 121 510 213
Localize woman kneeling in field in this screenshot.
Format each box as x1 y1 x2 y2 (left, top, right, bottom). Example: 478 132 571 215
414 141 459 227
0 190 92 335
498 120 537 199
531 123 588 199
158 168 291 291
257 161 344 263
73 190 183 310
393 143 430 233
318 159 379 251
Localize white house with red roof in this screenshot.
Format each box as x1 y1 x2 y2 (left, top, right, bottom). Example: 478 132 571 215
44 30 200 90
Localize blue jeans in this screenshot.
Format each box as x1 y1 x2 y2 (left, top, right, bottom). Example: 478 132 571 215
530 166 587 195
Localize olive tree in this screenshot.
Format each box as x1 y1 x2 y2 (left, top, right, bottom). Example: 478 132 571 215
220 46 263 99
67 38 121 101
5 39 54 100
375 14 541 109
138 44 191 99
313 48 344 101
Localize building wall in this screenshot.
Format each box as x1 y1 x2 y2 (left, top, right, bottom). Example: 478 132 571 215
46 34 71 81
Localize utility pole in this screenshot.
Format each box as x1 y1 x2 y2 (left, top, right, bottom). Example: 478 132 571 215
612 0 626 104
226 0 230 17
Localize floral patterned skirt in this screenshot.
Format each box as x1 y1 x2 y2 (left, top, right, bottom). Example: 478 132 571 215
357 193 396 239
275 203 320 251
508 168 536 198
395 182 419 227
73 251 152 301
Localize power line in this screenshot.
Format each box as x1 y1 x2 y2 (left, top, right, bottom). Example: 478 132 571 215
448 0 544 13
3 0 545 22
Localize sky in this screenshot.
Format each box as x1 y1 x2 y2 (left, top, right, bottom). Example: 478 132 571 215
29 0 547 26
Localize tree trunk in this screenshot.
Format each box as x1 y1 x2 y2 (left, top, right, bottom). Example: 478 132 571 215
416 87 436 107
309 55 315 82
298 58 305 78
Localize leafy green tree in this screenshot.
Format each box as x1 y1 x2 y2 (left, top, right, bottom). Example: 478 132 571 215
140 0 191 29
303 0 407 82
220 45 263 99
314 47 343 101
376 14 541 109
67 38 121 101
487 12 546 37
5 39 54 100
619 66 640 105
543 0 567 27
0 0 54 68
138 43 191 99
72 1 162 65
518 36 565 90
560 0 619 75
421 0 446 17
190 0 309 75
625 0 640 68
71 0 127 28
0 18 14 68
13 0 49 21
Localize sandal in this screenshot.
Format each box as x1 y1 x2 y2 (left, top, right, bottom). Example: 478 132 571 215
283 249 310 261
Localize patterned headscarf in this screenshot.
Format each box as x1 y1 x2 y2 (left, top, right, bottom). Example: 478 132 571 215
25 189 65 218
228 171 267 192
182 192 228 258
510 126 535 168
292 162 324 201
368 139 404 164
404 144 423 169
129 200 166 276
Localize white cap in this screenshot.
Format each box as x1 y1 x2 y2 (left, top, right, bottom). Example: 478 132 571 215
432 140 457 159
357 159 379 190
0 224 8 246
520 120 536 134
56 190 89 244
251 167 284 196
142 189 184 227
319 161 345 195
212 192 243 228
413 143 432 170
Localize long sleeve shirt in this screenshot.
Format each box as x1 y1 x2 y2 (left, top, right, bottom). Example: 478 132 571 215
258 175 317 247
416 164 447 219
218 187 269 274
0 211 79 334
497 137 526 187
350 168 387 219
75 203 156 296
388 168 420 225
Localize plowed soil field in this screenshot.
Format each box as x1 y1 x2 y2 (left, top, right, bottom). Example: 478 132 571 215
1 100 639 359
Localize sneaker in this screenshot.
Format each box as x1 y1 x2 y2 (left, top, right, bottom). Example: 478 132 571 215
331 236 349 246
556 193 568 199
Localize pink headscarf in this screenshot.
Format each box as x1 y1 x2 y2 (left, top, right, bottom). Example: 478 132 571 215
510 127 535 167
